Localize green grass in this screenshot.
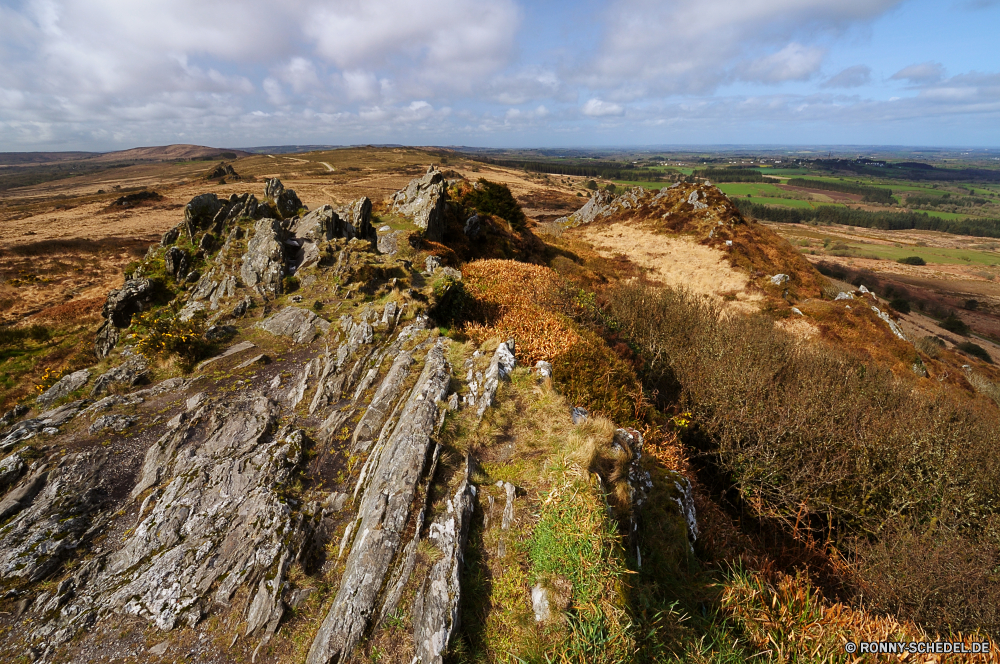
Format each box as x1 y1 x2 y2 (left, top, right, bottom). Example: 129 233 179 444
908 208 972 221
612 180 672 190
715 182 787 197
814 241 999 265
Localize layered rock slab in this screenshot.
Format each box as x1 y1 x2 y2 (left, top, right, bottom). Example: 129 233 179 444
306 342 450 664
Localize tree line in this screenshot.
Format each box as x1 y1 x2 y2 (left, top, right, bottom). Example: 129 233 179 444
786 178 896 204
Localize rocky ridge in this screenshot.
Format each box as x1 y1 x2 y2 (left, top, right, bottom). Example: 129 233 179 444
0 170 697 663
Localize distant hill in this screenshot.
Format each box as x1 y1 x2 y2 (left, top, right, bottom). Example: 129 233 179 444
0 144 249 166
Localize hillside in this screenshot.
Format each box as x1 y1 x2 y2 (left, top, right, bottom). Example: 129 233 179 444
0 149 998 662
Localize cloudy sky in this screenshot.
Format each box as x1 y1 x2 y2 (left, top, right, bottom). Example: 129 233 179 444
1 0 998 151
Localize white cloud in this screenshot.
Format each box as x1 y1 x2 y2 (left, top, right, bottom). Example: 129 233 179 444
582 98 624 117
822 65 872 88
585 0 904 96
735 43 825 83
891 62 946 85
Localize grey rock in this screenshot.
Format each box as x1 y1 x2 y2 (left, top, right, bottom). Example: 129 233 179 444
425 255 442 273
770 274 790 286
236 354 270 370
198 232 216 252
91 356 149 397
0 468 48 525
160 226 181 247
834 292 854 301
555 187 646 227
291 205 339 243
476 340 516 418
531 584 551 622
412 458 476 664
464 214 482 238
871 306 907 341
337 197 375 244
264 178 303 219
306 342 450 664
534 361 552 378
284 588 315 610
95 321 120 359
0 405 29 428
351 351 414 452
687 190 708 210
164 247 189 281
205 324 237 342
257 307 331 344
571 406 588 425
390 168 447 241
241 218 286 298
0 452 25 490
177 300 206 322
377 230 405 256
101 278 153 328
88 414 138 434
37 370 90 407
1 401 87 452
232 296 251 318
183 194 223 237
195 340 256 372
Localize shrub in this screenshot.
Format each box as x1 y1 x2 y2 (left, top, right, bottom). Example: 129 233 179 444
940 313 970 335
283 275 300 292
0 325 51 347
898 256 926 266
462 179 527 231
914 335 944 359
585 180 598 190
889 297 911 315
130 311 212 372
602 281 1000 633
956 341 992 363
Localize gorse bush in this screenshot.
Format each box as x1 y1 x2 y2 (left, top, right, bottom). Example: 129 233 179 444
461 179 526 231
129 310 212 371
602 282 1000 633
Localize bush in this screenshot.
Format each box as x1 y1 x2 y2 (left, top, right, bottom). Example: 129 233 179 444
585 180 598 190
462 179 527 231
602 281 1000 633
130 311 212 372
0 325 51 347
956 341 992 363
940 313 970 335
889 297 911 315
898 256 926 266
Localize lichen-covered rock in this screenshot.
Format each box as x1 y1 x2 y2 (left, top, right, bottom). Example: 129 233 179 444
350 350 414 452
88 414 138 434
337 197 376 244
183 193 224 237
306 342 450 664
91 356 149 396
164 247 189 281
412 458 476 664
241 218 286 298
1 401 87 452
390 168 447 241
37 370 90 407
476 339 515 418
0 452 25 490
377 229 405 255
555 186 645 227
257 306 331 344
264 178 303 219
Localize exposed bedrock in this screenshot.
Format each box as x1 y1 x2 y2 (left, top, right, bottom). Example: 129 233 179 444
306 341 450 664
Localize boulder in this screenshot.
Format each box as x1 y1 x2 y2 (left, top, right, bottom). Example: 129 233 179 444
337 197 376 244
555 186 646 227
770 274 790 286
476 340 516 418
464 214 482 238
206 162 239 180
264 178 303 219
0 452 25 490
377 230 405 256
160 226 181 247
306 342 450 664
291 205 338 243
183 194 224 237
240 218 286 298
88 414 138 434
257 307 331 344
390 167 447 241
37 370 91 407
91 356 150 396
95 278 154 359
164 247 189 281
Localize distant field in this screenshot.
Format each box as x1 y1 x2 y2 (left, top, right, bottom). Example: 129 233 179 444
716 182 787 197
910 209 971 221
778 225 1000 266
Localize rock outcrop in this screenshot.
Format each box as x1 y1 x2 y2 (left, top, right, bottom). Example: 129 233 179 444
257 306 331 344
36 370 90 407
390 167 447 242
183 193 224 238
306 342 450 664
95 278 154 358
265 178 304 219
241 218 287 298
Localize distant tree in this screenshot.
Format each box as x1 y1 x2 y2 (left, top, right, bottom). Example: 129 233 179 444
585 179 598 190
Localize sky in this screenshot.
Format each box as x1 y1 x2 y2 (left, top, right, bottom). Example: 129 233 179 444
1 0 999 151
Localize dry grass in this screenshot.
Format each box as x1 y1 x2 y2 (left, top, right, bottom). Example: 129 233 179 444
462 259 580 365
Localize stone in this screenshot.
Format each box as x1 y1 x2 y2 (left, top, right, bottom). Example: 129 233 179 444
257 307 331 344
0 452 25 490
351 351 414 452
390 168 447 241
377 230 405 256
0 405 28 428
291 205 338 243
531 584 551 622
183 194 224 237
101 278 154 329
241 218 286 298
835 292 854 301
571 407 588 425
556 186 647 227
264 178 303 219
236 354 271 370
534 361 552 378
88 414 138 434
198 233 216 252
160 226 181 247
336 197 376 244
425 255 442 273
871 306 907 341
463 214 482 238
791 307 804 316
206 162 239 180
37 370 90 407
95 322 120 359
476 340 516 418
770 274 790 286
91 356 150 396
306 342 450 664
164 247 189 281
411 458 476 664
687 190 708 210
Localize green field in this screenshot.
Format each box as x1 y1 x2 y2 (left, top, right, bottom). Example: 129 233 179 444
910 209 972 221
823 243 1000 266
716 182 788 197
